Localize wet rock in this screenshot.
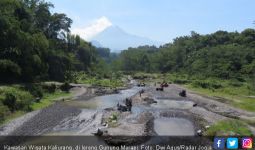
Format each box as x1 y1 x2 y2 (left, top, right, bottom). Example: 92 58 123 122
160 82 169 87
137 83 146 87
95 88 119 96
197 130 202 136
116 99 132 112
92 128 103 136
156 87 164 91
95 88 106 95
179 90 186 97
117 103 128 112
143 97 157 104
125 98 132 111
205 125 210 129
104 108 115 111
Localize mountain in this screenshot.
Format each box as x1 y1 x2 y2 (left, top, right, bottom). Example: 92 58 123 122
91 40 103 48
91 26 161 52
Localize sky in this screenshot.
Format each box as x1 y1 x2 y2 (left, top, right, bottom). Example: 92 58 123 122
48 0 255 43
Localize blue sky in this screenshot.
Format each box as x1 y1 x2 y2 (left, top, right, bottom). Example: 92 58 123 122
49 0 255 43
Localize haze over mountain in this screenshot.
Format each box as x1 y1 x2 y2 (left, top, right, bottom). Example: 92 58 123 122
90 26 162 52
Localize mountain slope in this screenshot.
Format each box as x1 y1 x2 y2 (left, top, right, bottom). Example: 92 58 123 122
91 26 161 52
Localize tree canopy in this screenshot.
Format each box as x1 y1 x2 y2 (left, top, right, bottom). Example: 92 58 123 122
115 30 255 80
0 0 98 83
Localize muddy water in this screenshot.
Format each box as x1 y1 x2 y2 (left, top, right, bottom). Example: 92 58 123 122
46 86 142 136
151 99 194 110
48 85 196 137
65 86 142 109
154 117 195 136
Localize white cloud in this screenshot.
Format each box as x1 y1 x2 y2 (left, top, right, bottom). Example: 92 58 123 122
72 16 112 41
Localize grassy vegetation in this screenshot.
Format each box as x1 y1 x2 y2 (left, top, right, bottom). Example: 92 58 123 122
1 111 26 125
31 91 71 110
79 78 124 88
164 73 255 112
75 72 124 88
205 119 252 136
106 112 120 127
132 72 159 80
0 83 73 125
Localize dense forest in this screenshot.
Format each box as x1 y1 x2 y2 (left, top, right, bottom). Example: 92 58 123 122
0 0 111 122
115 30 255 80
2 0 254 83
0 0 100 83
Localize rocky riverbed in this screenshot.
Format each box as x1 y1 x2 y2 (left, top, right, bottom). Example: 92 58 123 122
1 81 255 145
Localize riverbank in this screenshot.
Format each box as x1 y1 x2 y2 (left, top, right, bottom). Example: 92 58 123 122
0 83 127 135
0 83 77 126
1 78 254 141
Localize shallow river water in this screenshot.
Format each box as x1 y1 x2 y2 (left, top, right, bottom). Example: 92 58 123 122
154 117 195 136
50 85 196 136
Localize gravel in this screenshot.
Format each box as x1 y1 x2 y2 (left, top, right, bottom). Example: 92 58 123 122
0 110 40 136
9 103 81 135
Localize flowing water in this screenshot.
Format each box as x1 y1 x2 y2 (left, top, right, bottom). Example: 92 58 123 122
46 86 142 135
48 85 196 137
64 86 142 109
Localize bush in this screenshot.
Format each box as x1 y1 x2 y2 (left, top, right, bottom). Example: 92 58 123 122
25 84 43 98
0 87 33 112
0 102 10 123
60 82 71 92
42 84 57 93
132 73 149 79
173 79 190 84
3 93 17 112
229 80 243 87
192 80 223 89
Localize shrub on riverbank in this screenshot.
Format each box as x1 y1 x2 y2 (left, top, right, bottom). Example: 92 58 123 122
192 80 223 89
24 84 44 98
0 83 72 124
76 72 124 88
0 87 33 112
0 102 10 123
60 82 72 92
